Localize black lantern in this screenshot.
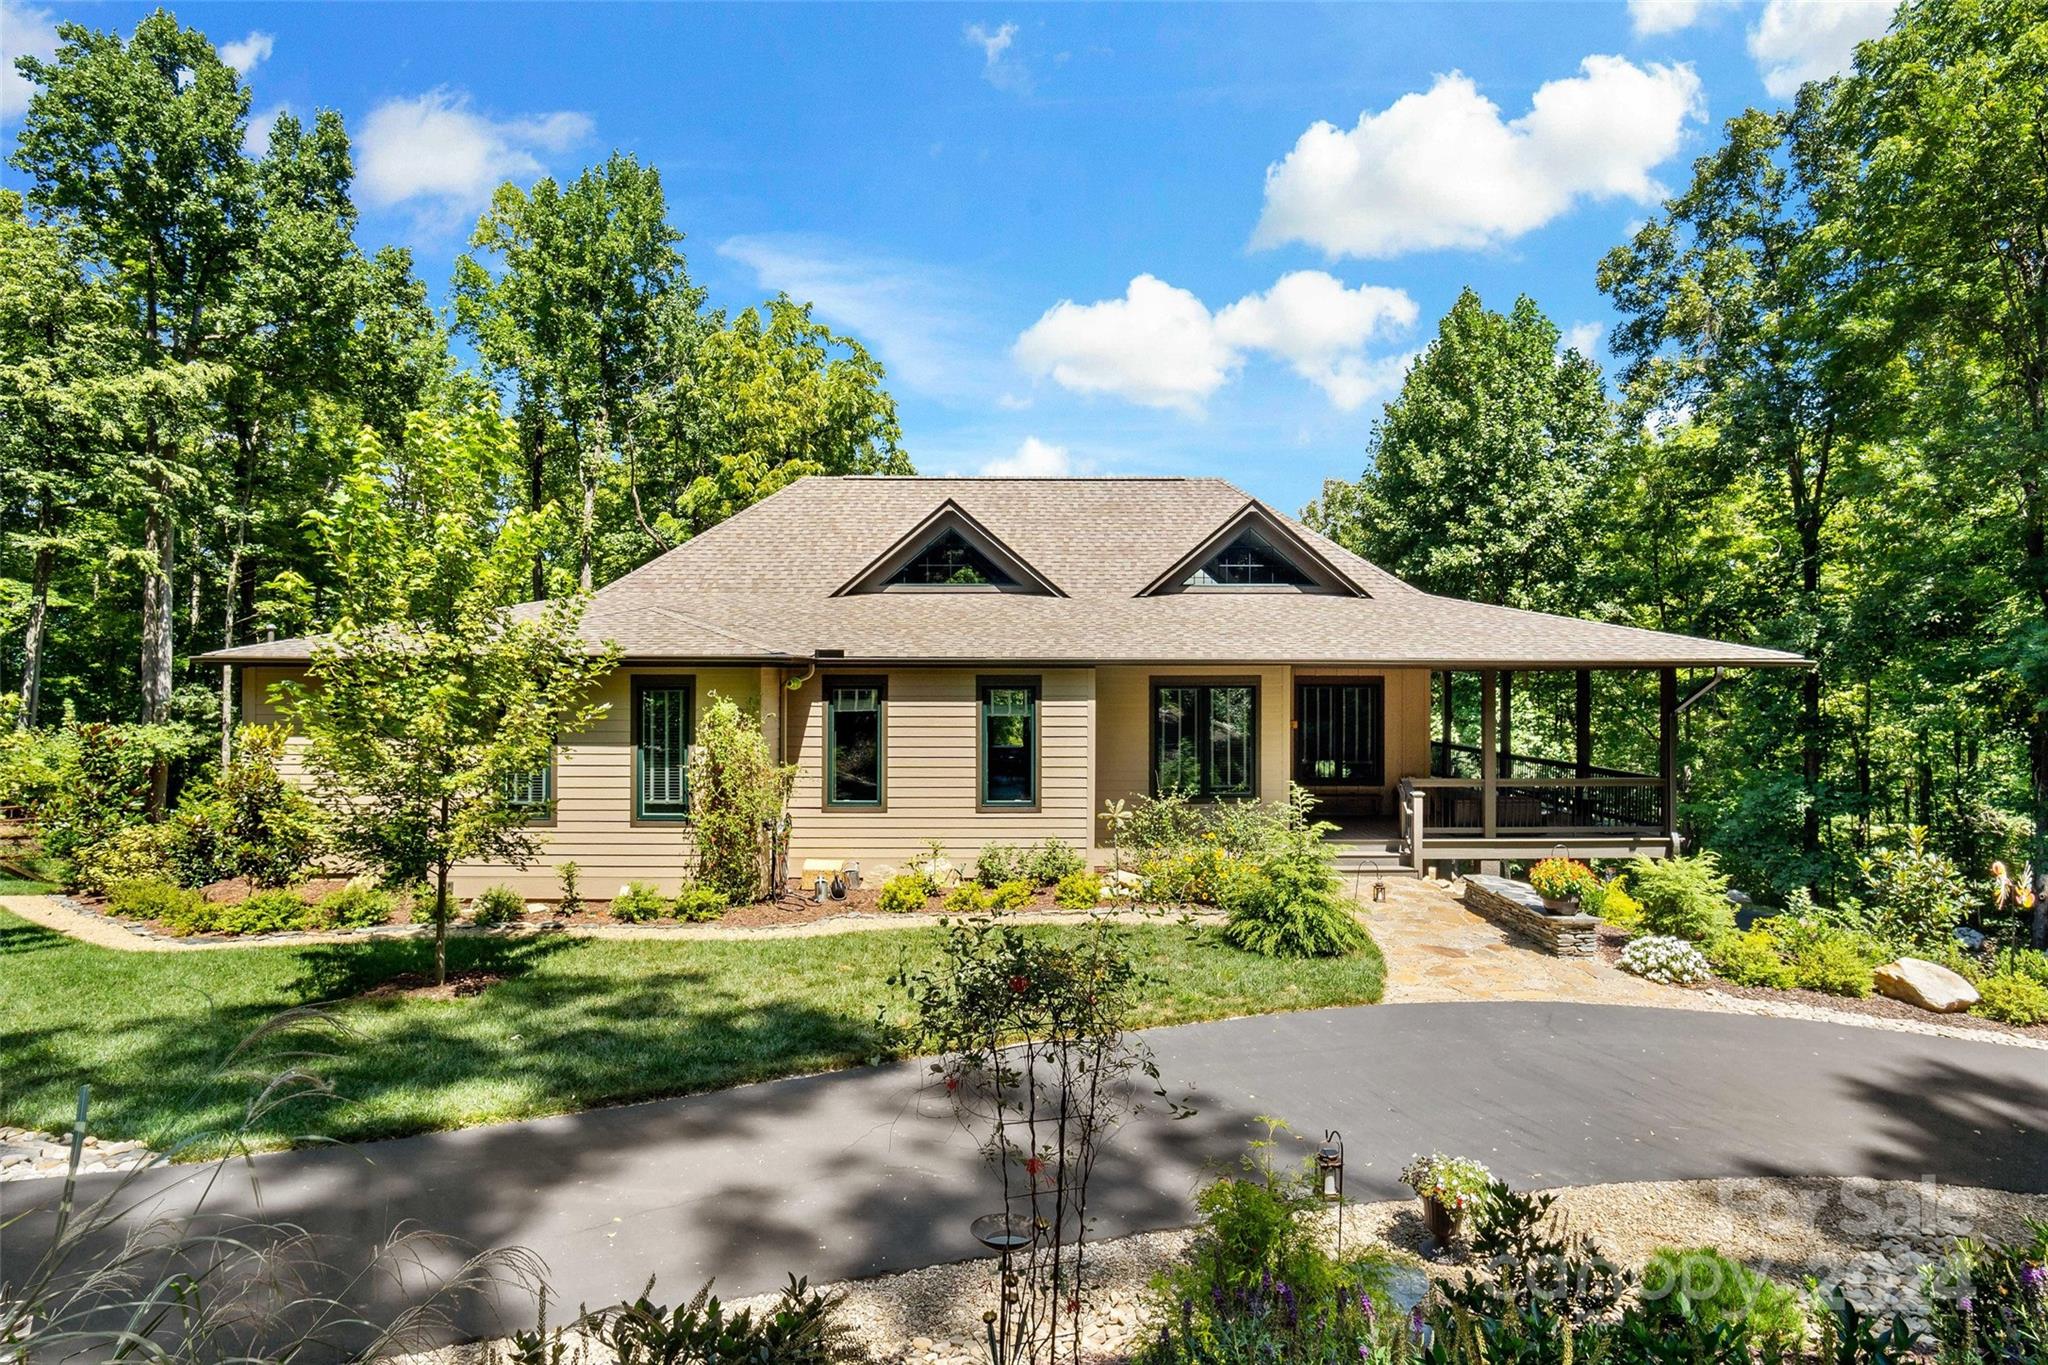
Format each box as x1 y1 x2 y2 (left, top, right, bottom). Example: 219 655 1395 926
1316 1130 1344 1202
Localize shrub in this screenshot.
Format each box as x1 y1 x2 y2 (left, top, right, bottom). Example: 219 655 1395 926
672 885 726 922
212 888 313 936
1766 918 1878 996
556 860 583 915
1627 853 1735 944
41 721 201 877
1023 837 1086 886
943 883 989 913
511 1275 858 1365
985 878 1034 912
69 823 175 896
1619 934 1713 985
1217 848 1367 958
1707 928 1796 989
1924 1223 2048 1365
1639 1247 1805 1361
469 884 526 927
107 877 210 934
316 881 396 929
1856 826 1972 953
163 725 324 889
974 843 1025 888
876 874 930 913
905 841 953 892
1976 972 2048 1025
1993 946 2048 987
690 694 798 905
1592 876 1643 927
1528 856 1599 902
610 881 671 922
1054 870 1101 909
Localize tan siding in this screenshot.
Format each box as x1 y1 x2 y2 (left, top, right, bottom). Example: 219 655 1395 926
1095 665 1293 813
783 668 1095 877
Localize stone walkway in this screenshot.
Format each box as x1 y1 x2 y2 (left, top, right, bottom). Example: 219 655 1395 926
0 1126 155 1182
1362 877 1672 1006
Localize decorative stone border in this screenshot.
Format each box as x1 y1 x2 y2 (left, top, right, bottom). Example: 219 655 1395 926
1462 875 1600 957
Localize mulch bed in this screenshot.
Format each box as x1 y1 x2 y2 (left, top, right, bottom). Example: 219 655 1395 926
358 968 504 1001
1596 926 2048 1042
502 883 1075 931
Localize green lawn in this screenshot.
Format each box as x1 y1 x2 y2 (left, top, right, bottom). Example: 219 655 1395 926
0 909 1383 1154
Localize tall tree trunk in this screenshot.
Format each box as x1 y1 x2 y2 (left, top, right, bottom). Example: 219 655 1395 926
528 418 547 601
219 537 242 768
434 854 451 987
580 474 595 592
18 502 54 730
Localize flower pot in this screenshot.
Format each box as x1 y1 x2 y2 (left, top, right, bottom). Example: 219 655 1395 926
1539 896 1580 915
1420 1194 1460 1247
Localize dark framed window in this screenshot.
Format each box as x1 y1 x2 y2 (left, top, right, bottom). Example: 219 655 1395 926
1184 533 1313 587
1293 679 1385 786
825 677 886 807
1152 682 1257 799
887 530 1016 587
979 678 1039 808
633 677 694 821
506 759 554 811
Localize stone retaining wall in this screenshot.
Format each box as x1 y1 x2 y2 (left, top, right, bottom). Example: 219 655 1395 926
1462 875 1600 957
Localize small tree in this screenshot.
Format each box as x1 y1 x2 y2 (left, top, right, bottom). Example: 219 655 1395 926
691 693 796 904
285 409 617 983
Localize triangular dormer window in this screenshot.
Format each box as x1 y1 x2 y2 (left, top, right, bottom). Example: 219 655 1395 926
1185 533 1315 588
887 529 1017 587
834 500 1064 597
1139 500 1365 597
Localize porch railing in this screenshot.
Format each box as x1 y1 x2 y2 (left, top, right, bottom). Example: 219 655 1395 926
1429 740 1643 782
1401 775 1668 836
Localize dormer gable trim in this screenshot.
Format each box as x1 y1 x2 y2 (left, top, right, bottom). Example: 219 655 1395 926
833 499 1067 598
1138 500 1367 598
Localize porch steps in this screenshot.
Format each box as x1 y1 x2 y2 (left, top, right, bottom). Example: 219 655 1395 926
1330 843 1415 878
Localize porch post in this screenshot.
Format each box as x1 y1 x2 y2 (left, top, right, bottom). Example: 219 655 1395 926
1480 668 1499 839
1438 671 1454 767
1659 667 1679 848
1497 669 1514 778
1574 669 1592 777
1407 780 1426 874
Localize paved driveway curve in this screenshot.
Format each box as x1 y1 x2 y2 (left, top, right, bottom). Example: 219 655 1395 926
4 1002 2043 1346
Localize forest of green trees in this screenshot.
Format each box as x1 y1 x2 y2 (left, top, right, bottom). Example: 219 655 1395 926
2 0 2043 922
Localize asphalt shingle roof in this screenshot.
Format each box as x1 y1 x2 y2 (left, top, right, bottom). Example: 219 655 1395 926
198 476 1806 670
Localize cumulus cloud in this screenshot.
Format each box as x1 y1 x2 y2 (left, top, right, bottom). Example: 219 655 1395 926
220 31 274 75
1253 55 1704 259
1014 270 1416 414
981 436 1076 477
1563 322 1604 359
356 88 592 217
244 103 289 157
965 21 1030 93
1749 0 1896 98
1626 0 1737 36
1 0 60 121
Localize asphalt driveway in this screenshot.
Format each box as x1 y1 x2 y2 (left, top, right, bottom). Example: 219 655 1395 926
4 1001 2043 1348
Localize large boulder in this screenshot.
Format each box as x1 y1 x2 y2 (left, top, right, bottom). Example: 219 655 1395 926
1873 957 1980 1014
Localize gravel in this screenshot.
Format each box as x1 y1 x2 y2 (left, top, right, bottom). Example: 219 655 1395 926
0 1125 157 1183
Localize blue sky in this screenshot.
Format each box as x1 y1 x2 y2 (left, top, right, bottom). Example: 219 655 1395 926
2 0 1894 512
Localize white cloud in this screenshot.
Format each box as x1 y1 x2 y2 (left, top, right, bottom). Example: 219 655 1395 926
1564 322 1604 359
220 31 274 76
243 102 289 157
965 21 1030 93
1253 55 1704 259
981 436 1076 477
1014 270 1417 414
719 234 1002 402
1749 0 1896 98
1 0 60 122
1626 0 1738 36
356 88 592 217
1014 275 1240 414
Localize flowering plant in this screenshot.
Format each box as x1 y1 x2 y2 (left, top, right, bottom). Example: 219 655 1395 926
1528 857 1600 903
1618 934 1713 985
1398 1152 1493 1209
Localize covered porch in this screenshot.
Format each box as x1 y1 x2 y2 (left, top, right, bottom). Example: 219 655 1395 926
1389 666 1692 873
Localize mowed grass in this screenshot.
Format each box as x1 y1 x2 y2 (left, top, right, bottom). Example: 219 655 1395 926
0 909 1383 1154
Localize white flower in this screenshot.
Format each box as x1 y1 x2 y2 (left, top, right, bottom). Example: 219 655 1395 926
1619 934 1711 986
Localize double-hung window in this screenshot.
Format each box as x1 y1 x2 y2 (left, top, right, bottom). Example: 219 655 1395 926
1152 682 1257 799
825 678 885 807
506 761 554 812
978 679 1039 808
634 678 693 820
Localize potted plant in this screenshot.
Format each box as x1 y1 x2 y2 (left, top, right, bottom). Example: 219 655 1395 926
1400 1152 1493 1247
1528 856 1599 914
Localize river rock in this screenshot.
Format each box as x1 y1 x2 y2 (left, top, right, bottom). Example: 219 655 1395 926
1873 957 1979 1014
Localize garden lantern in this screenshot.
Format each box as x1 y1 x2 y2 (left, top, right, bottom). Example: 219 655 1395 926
1316 1130 1343 1202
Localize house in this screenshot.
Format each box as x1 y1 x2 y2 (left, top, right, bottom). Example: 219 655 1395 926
202 476 1805 897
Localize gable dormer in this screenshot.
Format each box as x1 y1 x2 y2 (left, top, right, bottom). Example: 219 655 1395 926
834 499 1065 597
1140 501 1365 597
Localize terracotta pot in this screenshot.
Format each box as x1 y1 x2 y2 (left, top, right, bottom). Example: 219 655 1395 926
1420 1193 1460 1247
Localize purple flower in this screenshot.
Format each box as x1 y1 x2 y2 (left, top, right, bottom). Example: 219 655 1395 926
2022 1266 2046 1293
1958 1295 1975 1314
1358 1346 1371 1362
1358 1292 1376 1321
1411 1306 1426 1335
